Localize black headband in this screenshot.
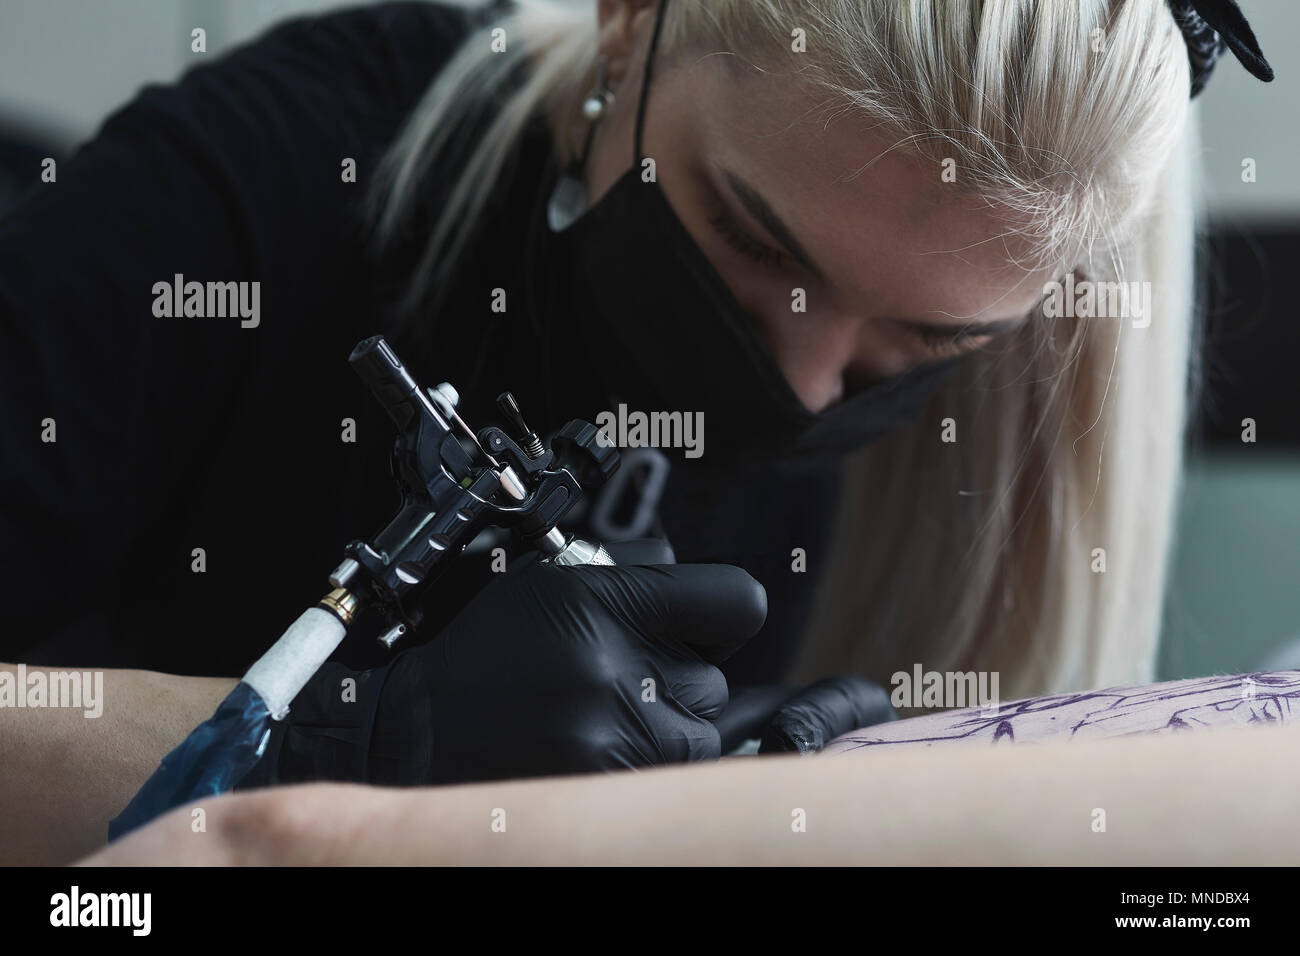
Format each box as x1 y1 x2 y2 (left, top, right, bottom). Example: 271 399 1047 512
1167 0 1274 97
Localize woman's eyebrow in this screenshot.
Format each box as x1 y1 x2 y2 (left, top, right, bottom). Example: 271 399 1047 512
717 166 1037 343
719 167 825 280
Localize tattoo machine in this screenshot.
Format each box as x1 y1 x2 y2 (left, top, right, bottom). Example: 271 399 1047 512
109 334 619 839
246 332 621 710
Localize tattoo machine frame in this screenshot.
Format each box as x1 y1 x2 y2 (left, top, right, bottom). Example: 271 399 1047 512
108 335 619 839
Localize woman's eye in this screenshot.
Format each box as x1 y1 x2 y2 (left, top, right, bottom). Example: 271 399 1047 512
709 203 785 269
914 326 988 354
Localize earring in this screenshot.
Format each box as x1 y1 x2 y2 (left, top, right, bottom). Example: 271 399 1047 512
582 56 615 121
547 56 614 233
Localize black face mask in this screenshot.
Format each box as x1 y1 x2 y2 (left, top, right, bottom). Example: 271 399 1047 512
548 0 960 464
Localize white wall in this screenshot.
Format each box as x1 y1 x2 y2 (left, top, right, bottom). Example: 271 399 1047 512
0 0 1294 221
1187 0 1299 224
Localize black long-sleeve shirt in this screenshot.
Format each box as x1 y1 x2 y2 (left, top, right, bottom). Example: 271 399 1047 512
0 1 842 685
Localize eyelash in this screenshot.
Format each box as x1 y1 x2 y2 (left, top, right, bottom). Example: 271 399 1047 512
914 326 984 354
709 203 786 269
707 201 998 356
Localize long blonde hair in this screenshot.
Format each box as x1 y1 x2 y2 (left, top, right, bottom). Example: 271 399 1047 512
370 0 1198 699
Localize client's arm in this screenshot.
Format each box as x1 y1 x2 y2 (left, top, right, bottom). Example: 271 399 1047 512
0 663 237 866
79 719 1300 865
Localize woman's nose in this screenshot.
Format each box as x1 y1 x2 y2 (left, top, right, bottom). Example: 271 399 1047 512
772 309 896 412
812 349 888 408
819 375 845 410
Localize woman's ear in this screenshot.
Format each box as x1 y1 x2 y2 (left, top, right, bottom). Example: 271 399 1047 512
596 0 663 88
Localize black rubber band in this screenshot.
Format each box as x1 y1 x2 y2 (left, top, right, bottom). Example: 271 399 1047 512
633 0 671 164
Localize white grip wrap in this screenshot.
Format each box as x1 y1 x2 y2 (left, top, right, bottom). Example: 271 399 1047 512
243 607 348 720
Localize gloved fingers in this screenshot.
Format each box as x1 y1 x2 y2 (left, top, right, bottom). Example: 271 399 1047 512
563 665 727 768
562 695 723 770
711 684 799 754
671 717 724 763
603 537 676 565
759 676 896 755
651 657 729 721
576 563 766 665
640 708 724 764
657 565 768 664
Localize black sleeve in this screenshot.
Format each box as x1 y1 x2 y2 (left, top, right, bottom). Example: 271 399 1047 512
0 2 474 661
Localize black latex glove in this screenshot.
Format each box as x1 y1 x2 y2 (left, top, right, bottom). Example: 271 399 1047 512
239 538 767 788
712 676 897 755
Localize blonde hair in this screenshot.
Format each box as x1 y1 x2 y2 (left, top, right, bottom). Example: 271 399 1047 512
370 0 1198 699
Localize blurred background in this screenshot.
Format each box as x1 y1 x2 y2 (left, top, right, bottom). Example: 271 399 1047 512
2 0 1296 680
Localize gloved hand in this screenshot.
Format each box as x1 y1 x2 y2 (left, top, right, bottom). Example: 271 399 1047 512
238 538 767 789
712 677 897 755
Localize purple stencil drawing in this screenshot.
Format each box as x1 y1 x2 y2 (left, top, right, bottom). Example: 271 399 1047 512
823 671 1300 754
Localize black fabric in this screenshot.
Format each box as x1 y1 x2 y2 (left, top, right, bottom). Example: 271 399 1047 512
557 163 963 462
0 1 842 687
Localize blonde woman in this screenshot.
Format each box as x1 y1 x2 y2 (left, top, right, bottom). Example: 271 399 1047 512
0 0 1275 863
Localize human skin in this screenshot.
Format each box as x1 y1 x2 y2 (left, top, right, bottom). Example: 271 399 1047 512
579 0 1057 412
0 664 236 866
79 720 1300 866
3 3 1115 865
